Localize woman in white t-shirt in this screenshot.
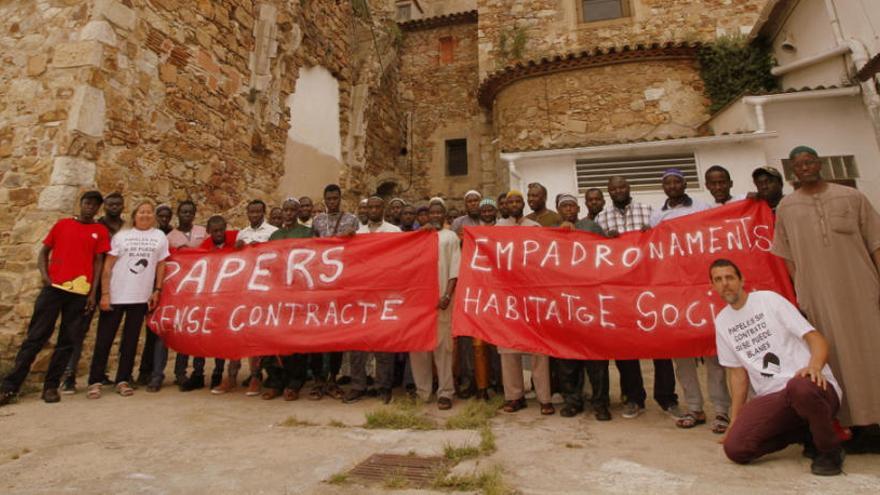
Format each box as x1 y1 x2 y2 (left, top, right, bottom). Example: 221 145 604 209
87 201 170 398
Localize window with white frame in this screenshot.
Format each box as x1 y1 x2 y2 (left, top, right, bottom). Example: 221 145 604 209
575 154 699 192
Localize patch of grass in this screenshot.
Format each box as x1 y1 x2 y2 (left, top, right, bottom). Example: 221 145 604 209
327 419 347 428
278 416 317 427
364 397 436 430
565 442 583 449
432 465 511 494
445 396 503 429
444 443 481 462
382 469 410 489
326 472 349 485
479 426 496 455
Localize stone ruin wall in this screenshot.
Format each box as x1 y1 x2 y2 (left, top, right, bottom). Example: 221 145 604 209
397 18 499 204
0 0 384 370
493 59 710 152
477 0 767 79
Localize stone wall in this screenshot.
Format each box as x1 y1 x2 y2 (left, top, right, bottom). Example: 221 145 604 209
398 18 497 202
477 0 766 78
493 59 709 151
0 0 358 372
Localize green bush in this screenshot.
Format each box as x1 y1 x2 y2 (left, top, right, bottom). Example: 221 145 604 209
699 35 778 113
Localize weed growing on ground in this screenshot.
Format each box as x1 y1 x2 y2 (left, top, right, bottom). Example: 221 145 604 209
479 426 496 455
382 469 410 489
565 442 583 449
445 396 503 429
327 419 347 428
432 465 511 494
278 416 317 427
364 396 436 430
326 472 349 485
443 443 481 462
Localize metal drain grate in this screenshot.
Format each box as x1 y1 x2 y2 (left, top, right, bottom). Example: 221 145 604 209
347 453 448 487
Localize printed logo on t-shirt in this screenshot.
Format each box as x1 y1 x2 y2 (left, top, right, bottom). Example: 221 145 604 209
128 257 149 275
91 233 98 239
761 352 781 377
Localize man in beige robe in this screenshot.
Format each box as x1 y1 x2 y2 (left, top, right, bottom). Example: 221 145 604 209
410 202 459 410
772 146 880 448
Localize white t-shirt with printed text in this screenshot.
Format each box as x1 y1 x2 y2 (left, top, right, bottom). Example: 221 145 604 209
109 227 170 304
714 290 841 399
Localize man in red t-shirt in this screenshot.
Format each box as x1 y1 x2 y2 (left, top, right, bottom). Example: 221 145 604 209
1 191 111 406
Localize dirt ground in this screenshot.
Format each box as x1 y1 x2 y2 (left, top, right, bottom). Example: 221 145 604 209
1 370 879 495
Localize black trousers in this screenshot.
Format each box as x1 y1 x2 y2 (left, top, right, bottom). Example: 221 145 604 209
137 326 158 377
615 359 678 409
192 357 225 377
309 352 342 382
263 355 308 392
558 359 610 411
88 303 147 385
151 337 190 382
64 305 96 379
350 351 395 391
1 287 87 393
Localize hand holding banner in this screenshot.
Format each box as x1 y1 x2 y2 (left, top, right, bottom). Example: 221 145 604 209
148 231 439 359
452 200 795 360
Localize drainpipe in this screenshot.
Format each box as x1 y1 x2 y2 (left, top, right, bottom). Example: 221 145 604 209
823 0 880 145
743 86 862 133
770 45 850 76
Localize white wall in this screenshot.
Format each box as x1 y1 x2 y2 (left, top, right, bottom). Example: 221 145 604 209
279 66 343 200
773 0 849 89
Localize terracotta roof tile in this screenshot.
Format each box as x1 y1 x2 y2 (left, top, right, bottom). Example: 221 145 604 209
500 131 763 154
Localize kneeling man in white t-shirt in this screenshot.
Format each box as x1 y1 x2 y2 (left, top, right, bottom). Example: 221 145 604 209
709 259 844 476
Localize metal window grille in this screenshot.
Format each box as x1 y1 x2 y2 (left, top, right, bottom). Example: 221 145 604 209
575 154 699 192
582 0 629 22
446 139 468 176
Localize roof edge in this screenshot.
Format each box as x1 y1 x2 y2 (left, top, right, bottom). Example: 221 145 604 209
398 10 477 31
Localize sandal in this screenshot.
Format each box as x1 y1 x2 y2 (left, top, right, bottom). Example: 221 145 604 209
540 402 556 415
87 383 102 399
325 383 344 400
675 411 707 429
308 384 324 401
502 398 527 413
261 389 280 400
115 381 134 397
711 413 730 434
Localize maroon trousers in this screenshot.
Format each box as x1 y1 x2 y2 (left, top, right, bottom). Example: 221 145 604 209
724 375 840 464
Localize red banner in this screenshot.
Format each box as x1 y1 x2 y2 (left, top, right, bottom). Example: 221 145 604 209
148 231 439 359
452 200 794 360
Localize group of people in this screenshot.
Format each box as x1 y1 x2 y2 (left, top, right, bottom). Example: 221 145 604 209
0 145 877 477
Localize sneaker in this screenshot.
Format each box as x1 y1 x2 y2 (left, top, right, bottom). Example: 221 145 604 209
0 390 15 407
662 403 685 420
211 376 234 395
245 376 262 397
379 388 393 405
180 374 205 392
41 388 61 404
811 448 844 476
343 389 365 404
437 397 453 410
594 405 612 421
209 373 223 389
60 376 77 395
622 402 645 419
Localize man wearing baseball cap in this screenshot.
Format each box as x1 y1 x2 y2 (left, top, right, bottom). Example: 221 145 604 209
751 166 785 213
